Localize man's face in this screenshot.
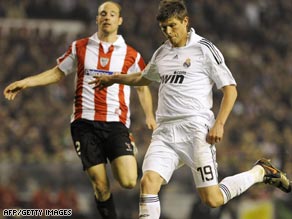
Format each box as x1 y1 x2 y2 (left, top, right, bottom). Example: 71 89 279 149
159 16 189 47
96 2 122 35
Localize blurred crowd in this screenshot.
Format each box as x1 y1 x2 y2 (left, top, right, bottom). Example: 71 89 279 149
1 0 292 219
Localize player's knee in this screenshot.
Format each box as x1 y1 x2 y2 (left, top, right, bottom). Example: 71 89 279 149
119 178 137 189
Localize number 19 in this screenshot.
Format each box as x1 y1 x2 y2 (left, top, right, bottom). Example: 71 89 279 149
197 165 214 182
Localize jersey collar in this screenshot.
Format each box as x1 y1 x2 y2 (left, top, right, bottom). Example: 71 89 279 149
90 33 125 47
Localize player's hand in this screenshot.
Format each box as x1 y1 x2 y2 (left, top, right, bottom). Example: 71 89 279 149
3 80 28 100
206 122 224 144
146 116 157 130
89 75 114 90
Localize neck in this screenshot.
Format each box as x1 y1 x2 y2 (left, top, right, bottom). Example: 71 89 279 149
97 32 118 43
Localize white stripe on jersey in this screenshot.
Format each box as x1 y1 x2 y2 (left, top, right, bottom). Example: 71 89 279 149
82 40 99 121
106 45 129 124
57 34 145 127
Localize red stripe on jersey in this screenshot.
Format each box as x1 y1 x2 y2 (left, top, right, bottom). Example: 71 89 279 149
118 82 126 124
74 38 89 120
138 53 146 70
94 44 114 121
118 46 142 124
57 45 72 64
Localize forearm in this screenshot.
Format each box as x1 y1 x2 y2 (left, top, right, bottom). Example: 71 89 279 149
24 66 65 88
112 72 151 86
136 86 155 118
215 85 237 125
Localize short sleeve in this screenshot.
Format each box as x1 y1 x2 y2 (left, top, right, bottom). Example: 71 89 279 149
142 62 161 82
56 41 77 75
200 39 236 89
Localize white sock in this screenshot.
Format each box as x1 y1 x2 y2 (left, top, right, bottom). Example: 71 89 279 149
219 165 264 204
139 194 160 219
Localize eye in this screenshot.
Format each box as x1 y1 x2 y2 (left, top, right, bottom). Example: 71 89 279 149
169 23 176 28
100 11 106 16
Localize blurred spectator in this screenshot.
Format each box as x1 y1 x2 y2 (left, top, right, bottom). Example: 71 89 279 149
0 184 19 209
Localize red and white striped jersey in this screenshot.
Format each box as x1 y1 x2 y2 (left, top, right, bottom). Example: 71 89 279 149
57 33 145 127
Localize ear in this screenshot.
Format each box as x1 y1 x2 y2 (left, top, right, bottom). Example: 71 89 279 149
119 17 123 26
183 16 189 26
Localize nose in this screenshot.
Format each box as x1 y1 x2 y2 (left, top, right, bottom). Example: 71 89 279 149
165 26 172 35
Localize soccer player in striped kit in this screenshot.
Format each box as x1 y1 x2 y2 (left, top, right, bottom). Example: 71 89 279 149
91 0 291 218
4 1 156 219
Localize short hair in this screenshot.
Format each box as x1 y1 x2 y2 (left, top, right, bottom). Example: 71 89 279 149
156 0 188 22
98 1 122 17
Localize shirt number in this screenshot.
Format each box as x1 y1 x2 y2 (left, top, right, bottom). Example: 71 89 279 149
197 165 214 182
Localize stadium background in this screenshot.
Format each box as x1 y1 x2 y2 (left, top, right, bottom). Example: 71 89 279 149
0 0 291 218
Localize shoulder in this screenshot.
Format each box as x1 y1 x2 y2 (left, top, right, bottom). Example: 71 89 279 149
74 37 91 48
125 44 138 53
197 38 224 65
123 44 145 61
150 43 170 62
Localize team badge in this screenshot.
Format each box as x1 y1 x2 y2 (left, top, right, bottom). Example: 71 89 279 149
100 57 109 67
183 58 191 68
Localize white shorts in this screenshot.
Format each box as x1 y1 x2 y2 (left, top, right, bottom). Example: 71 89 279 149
142 117 218 188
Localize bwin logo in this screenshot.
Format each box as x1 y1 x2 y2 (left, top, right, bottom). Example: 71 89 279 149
161 74 185 84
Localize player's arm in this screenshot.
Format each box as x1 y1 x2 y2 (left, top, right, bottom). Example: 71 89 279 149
206 85 237 144
4 66 65 100
90 72 152 90
135 86 157 130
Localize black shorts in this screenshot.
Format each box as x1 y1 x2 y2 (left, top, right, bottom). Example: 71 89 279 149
70 119 134 170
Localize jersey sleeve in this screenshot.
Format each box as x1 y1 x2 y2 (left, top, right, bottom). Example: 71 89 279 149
127 52 146 74
200 39 236 89
56 41 77 76
141 51 161 82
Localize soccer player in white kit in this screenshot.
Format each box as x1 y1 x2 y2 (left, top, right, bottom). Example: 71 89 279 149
91 0 291 218
3 1 156 219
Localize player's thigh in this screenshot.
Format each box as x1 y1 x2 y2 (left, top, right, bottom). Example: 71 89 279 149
111 155 137 187
106 122 135 161
190 136 218 188
142 139 180 184
71 119 107 169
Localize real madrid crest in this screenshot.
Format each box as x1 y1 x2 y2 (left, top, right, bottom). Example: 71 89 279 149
183 58 191 68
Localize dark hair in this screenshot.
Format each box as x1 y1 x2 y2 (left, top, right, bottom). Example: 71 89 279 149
156 0 188 22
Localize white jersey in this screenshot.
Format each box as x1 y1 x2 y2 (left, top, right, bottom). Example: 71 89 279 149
142 28 236 123
57 34 145 127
